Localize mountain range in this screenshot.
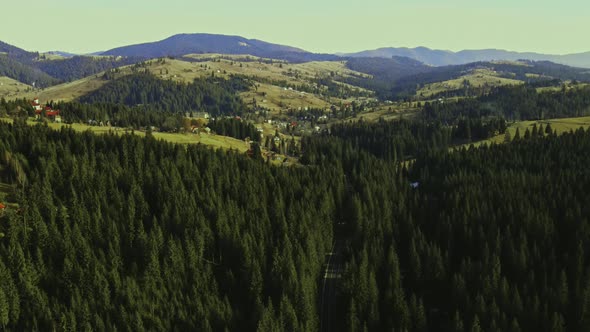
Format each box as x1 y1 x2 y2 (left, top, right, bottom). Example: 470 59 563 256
99 34 590 68
3 32 590 94
101 33 339 63
340 47 590 68
4 33 589 68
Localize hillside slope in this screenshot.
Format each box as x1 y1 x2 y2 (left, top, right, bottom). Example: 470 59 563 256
8 56 374 114
345 58 590 100
0 40 144 85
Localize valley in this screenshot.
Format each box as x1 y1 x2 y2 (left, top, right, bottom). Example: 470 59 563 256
1 31 590 332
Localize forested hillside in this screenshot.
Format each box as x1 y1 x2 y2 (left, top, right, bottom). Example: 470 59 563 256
345 59 590 100
79 72 250 115
0 56 59 88
0 40 144 86
423 84 590 122
36 56 143 82
0 104 589 331
0 120 338 331
2 36 590 332
301 123 590 332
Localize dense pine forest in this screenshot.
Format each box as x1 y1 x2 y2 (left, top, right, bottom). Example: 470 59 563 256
79 73 251 116
344 59 590 100
36 56 144 82
0 56 59 88
422 84 590 122
2 44 590 331
0 120 337 331
0 106 588 331
301 124 590 332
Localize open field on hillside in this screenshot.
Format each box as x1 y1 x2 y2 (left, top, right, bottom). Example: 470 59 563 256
152 58 375 111
183 54 370 80
506 116 590 137
416 68 523 98
6 117 303 166
8 57 371 115
0 77 33 99
536 82 590 93
350 104 420 122
38 53 67 61
145 57 371 88
461 116 590 149
10 74 110 102
0 117 251 152
241 83 332 112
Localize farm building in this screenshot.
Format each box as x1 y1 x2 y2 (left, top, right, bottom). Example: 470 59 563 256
31 99 62 122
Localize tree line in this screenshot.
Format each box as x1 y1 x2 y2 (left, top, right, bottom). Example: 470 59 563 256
79 72 251 116
0 119 339 331
299 119 590 332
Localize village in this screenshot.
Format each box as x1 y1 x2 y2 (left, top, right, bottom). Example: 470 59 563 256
24 97 339 164
31 97 61 123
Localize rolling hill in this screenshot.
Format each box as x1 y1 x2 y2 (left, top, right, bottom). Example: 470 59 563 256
0 54 59 88
6 55 374 115
343 57 590 100
101 33 340 63
3 35 590 108
0 40 38 61
0 40 144 86
343 46 590 68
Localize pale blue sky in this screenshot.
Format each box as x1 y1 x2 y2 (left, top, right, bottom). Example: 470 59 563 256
1 0 588 54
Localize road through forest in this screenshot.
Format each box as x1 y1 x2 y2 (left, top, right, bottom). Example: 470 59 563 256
319 239 343 332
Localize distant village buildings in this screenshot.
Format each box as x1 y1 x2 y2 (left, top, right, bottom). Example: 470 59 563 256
31 97 61 122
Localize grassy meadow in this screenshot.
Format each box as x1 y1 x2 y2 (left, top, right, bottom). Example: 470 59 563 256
0 117 251 152
416 68 523 98
459 116 590 149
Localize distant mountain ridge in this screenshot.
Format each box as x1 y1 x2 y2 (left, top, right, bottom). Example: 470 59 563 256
342 47 590 69
0 40 143 87
101 33 339 62
0 40 37 60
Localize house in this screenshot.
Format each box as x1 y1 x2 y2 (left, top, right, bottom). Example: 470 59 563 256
45 109 60 122
31 98 42 112
31 98 62 122
32 98 43 119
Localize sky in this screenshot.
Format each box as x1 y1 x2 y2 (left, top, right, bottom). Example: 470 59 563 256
1 0 589 55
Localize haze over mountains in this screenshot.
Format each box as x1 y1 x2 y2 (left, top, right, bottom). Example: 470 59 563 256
97 33 590 68
341 47 590 69
101 33 340 63
96 33 590 69
3 32 590 100
3 33 590 68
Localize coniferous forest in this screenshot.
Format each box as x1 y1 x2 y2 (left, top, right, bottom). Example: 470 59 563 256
2 39 590 331
0 104 589 331
0 120 336 331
